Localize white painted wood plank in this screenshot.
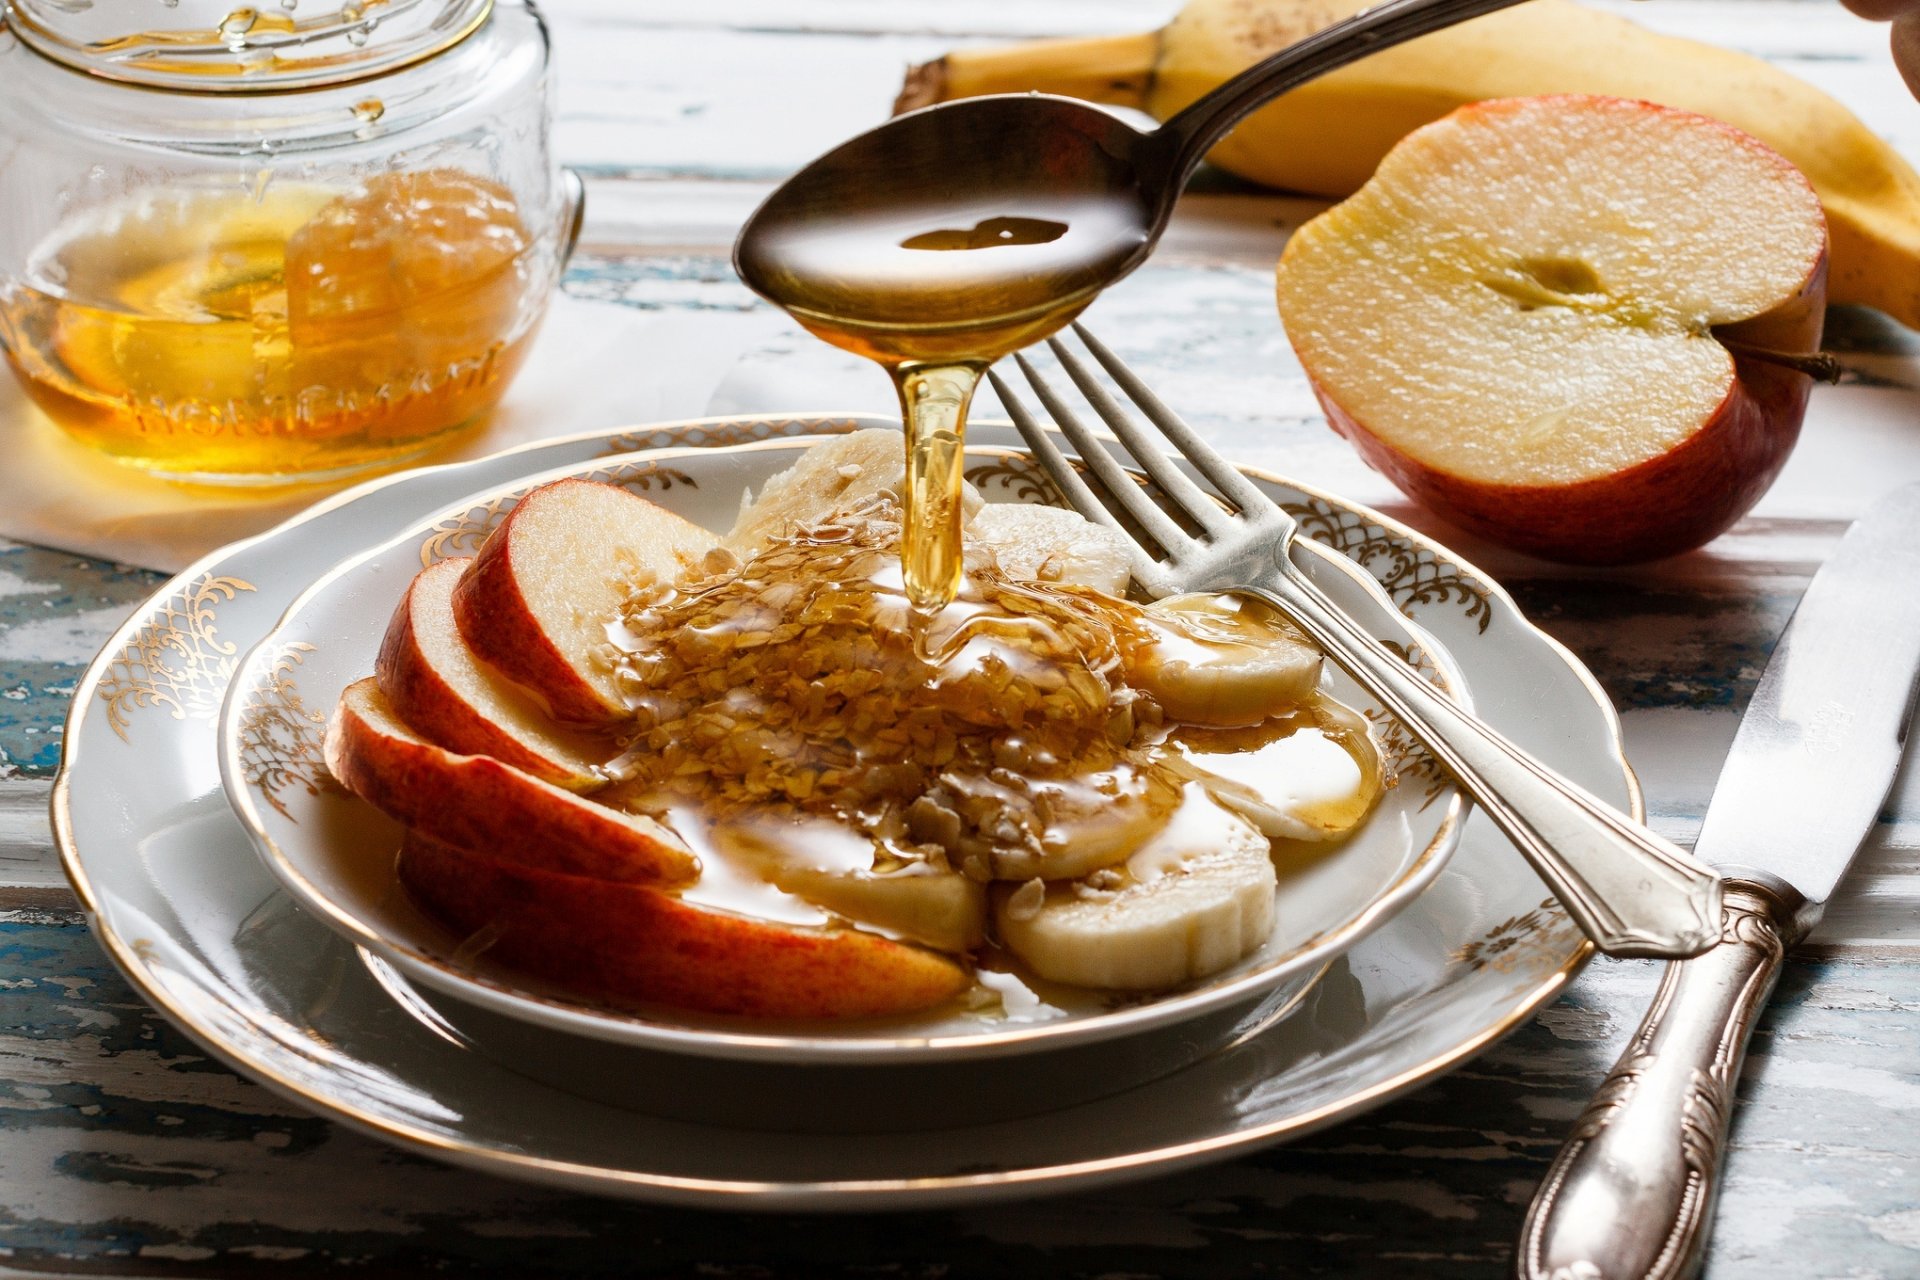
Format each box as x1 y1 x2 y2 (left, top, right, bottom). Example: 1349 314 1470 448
0 781 62 893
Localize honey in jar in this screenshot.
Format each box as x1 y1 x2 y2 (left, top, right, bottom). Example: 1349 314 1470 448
0 168 545 483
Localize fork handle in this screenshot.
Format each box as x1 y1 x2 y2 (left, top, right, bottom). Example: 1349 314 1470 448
1248 562 1723 959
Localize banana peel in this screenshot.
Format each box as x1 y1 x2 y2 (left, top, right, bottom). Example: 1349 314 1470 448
897 0 1920 330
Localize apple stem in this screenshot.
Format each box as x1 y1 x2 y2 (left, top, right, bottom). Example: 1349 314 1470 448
1718 340 1844 383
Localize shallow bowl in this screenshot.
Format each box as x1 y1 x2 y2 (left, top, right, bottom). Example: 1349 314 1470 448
218 437 1468 1128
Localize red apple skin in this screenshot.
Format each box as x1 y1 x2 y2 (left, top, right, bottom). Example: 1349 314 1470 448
1284 96 1830 566
397 833 973 1020
324 679 696 886
453 529 602 725
452 481 621 725
377 557 609 790
1313 248 1826 566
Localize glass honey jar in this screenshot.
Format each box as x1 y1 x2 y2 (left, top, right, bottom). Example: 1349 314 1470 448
0 0 574 483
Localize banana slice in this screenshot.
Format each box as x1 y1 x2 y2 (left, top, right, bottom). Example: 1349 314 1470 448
993 784 1276 990
931 763 1182 882
1171 702 1383 842
713 816 986 953
727 429 982 557
967 504 1132 595
1131 592 1323 726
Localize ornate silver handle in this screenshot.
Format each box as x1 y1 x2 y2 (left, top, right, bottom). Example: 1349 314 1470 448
1517 879 1806 1280
1246 562 1724 958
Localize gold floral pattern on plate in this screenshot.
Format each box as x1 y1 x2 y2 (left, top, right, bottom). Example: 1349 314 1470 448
1283 499 1493 633
1452 897 1576 973
97 574 257 741
1368 641 1449 810
965 455 1072 508
598 417 861 458
1371 713 1449 811
419 497 514 567
236 642 341 821
582 461 699 495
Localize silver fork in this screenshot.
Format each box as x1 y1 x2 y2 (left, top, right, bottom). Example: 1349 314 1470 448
989 324 1723 959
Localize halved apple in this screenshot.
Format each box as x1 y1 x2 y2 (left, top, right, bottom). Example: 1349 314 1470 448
398 833 972 1020
453 478 720 725
324 679 696 885
1276 95 1829 565
377 557 613 790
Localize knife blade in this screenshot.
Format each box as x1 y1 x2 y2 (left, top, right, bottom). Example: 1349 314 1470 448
1518 480 1920 1280
1692 483 1920 923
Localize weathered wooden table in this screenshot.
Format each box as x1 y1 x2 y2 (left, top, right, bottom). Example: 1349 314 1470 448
4 2 1918 1275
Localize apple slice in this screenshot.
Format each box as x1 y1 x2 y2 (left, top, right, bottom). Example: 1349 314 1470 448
325 678 696 885
453 478 720 725
377 557 613 790
1276 95 1828 565
398 832 972 1020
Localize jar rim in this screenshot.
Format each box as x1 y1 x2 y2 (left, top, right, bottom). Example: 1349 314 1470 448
2 0 495 94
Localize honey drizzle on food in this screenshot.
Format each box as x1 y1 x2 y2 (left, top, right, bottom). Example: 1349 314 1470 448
596 497 1384 983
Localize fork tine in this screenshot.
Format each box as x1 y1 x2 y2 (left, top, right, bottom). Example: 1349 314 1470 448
1071 323 1275 514
985 368 1164 566
1008 352 1196 556
1045 336 1234 536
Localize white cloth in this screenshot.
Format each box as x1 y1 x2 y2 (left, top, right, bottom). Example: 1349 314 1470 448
0 297 783 572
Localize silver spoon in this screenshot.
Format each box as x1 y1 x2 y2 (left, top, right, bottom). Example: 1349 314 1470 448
734 0 1533 356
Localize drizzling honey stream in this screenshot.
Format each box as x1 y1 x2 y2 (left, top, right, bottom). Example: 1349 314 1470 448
734 186 1152 608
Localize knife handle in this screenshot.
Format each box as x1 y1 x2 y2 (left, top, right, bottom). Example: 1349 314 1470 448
1517 878 1807 1280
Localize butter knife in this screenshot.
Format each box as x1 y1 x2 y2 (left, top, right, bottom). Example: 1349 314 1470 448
1518 481 1920 1280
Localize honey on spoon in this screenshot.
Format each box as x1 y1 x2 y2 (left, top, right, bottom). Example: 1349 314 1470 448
732 0 1532 610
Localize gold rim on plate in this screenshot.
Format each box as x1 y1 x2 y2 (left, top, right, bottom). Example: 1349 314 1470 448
52 412 1625 1204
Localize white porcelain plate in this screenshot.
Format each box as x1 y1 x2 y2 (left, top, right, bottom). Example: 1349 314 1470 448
54 414 1610 1209
217 437 1466 1070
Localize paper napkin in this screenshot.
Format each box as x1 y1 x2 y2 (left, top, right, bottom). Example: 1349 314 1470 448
0 296 784 573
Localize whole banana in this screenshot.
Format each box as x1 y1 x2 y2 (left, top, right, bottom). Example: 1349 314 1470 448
898 0 1920 330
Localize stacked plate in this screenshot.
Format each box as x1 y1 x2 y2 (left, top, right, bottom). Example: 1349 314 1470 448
55 413 1610 1208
